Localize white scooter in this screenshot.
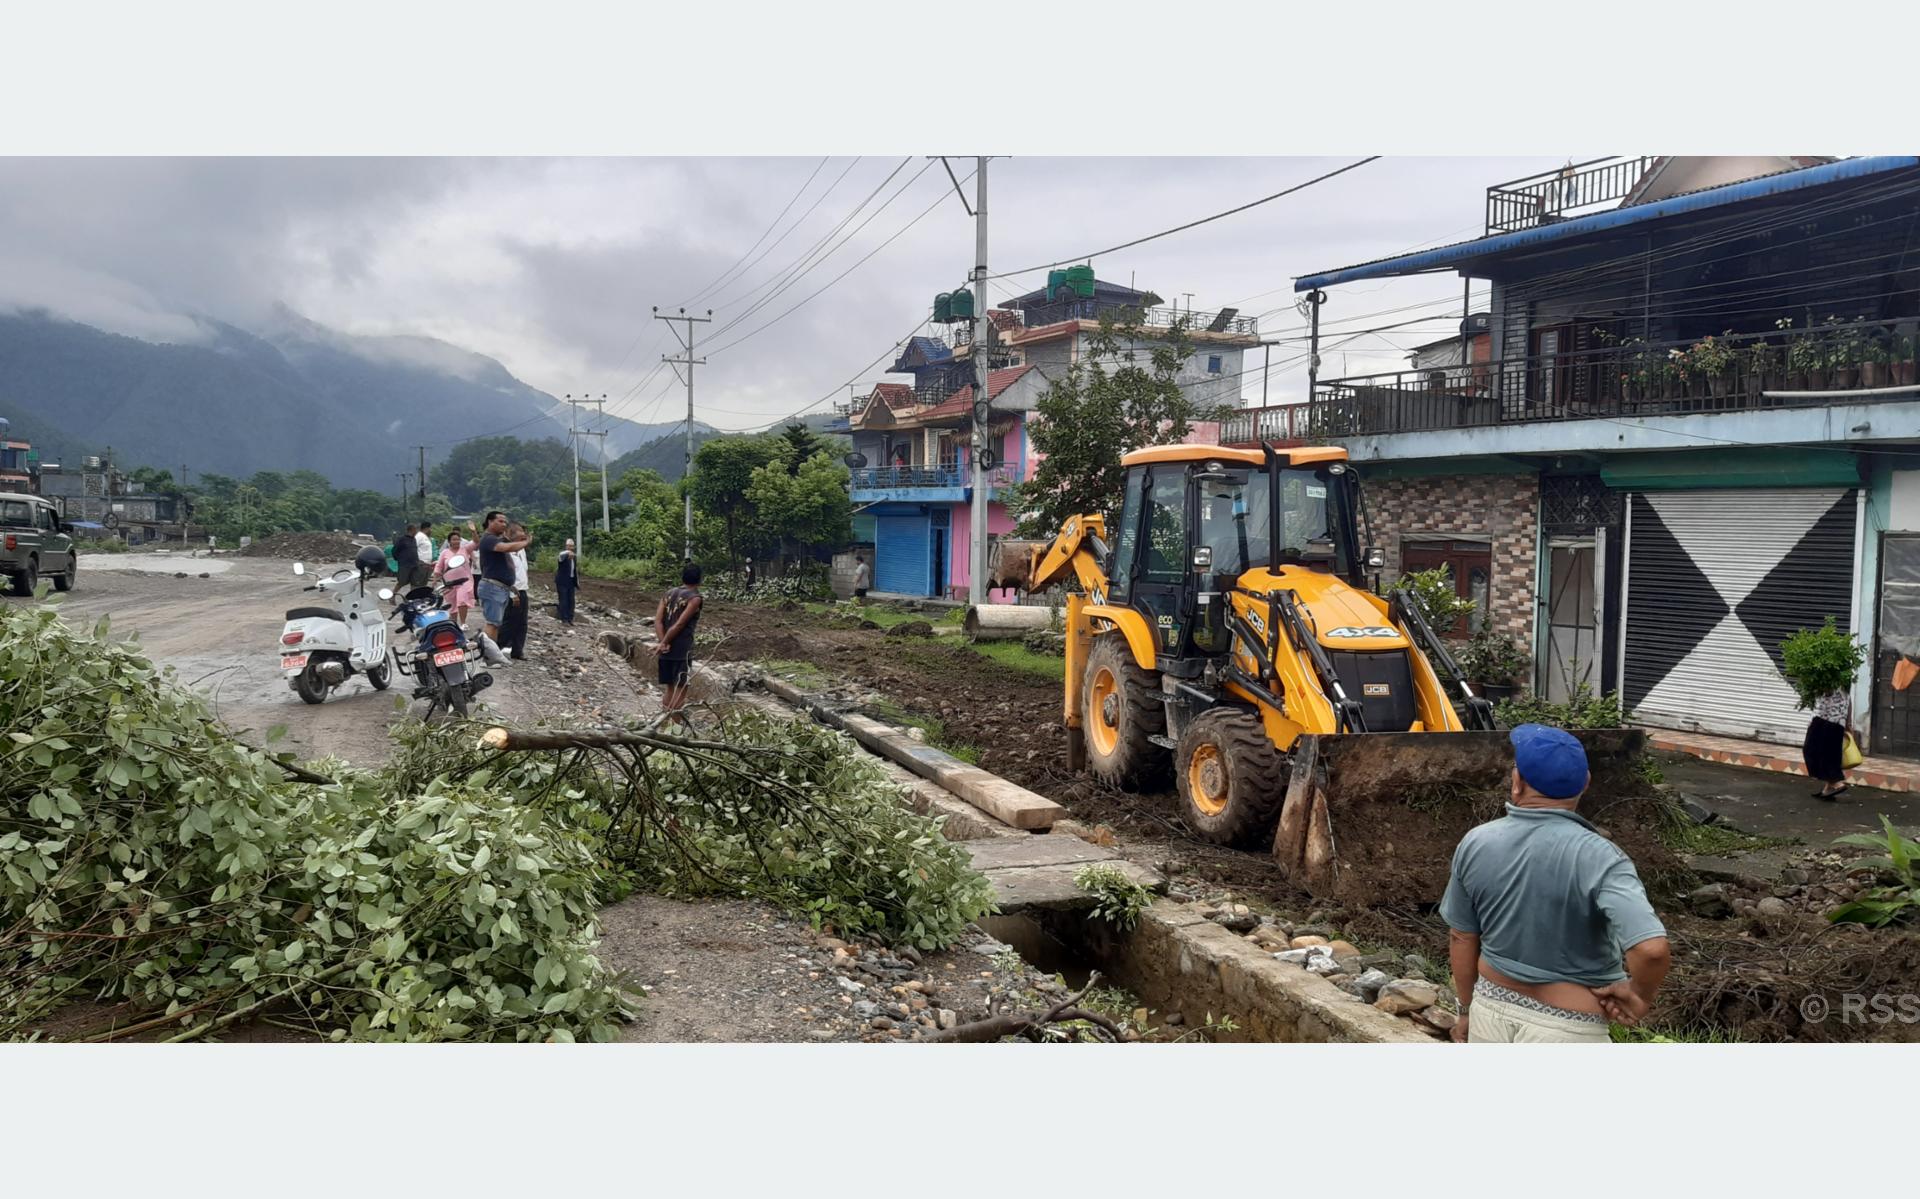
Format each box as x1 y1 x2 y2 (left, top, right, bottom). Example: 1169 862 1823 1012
279 549 395 704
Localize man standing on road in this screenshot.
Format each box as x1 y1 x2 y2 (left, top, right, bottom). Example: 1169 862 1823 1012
852 552 870 601
499 521 532 661
474 510 531 646
1440 724 1672 1044
414 522 435 588
555 538 579 625
653 562 704 725
393 523 421 591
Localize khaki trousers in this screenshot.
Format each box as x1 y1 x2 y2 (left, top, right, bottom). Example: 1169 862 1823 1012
1467 988 1611 1044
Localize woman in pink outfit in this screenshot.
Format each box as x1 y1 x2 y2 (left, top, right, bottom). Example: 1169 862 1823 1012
430 529 476 627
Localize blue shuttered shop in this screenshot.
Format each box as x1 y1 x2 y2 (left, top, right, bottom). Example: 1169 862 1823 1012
871 506 950 597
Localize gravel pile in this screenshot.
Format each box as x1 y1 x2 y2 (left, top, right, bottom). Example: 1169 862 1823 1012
239 531 373 562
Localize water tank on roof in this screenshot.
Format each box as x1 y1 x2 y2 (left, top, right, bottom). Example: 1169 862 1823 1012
1064 265 1096 298
934 292 953 323
949 289 975 321
1046 268 1066 300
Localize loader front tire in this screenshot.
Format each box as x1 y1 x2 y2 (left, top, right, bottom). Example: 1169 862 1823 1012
1176 707 1285 847
1081 633 1170 790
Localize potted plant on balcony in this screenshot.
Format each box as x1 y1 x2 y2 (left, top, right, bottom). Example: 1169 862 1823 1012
1861 329 1890 390
1829 316 1864 391
1744 337 1777 404
1689 332 1736 401
1893 333 1918 388
1458 618 1531 702
1786 319 1824 391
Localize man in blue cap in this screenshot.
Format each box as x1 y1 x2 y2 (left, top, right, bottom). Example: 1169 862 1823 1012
1439 724 1671 1043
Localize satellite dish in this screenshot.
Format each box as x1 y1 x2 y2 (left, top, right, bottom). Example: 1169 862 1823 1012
843 452 868 469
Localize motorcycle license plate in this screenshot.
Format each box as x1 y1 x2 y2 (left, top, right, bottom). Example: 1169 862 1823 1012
433 649 466 667
281 654 309 670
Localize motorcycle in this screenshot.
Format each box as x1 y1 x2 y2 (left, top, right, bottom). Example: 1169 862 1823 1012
389 554 494 719
280 547 394 704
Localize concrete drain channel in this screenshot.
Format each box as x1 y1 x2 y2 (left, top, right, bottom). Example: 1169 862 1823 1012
740 672 1433 1045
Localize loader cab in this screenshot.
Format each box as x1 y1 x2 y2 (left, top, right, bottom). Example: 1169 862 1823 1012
1106 445 1366 668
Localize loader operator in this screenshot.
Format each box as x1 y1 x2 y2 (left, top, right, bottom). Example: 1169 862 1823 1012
1439 724 1672 1043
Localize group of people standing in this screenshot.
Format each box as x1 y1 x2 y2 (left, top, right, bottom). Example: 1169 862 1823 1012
389 514 584 664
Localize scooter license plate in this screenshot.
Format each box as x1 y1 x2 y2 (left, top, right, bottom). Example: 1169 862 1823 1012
433 649 466 667
281 654 309 670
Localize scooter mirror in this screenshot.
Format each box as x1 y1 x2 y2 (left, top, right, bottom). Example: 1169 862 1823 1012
293 562 305 576
378 588 395 601
444 554 466 570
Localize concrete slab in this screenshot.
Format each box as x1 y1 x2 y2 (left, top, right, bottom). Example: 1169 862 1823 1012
980 860 1161 913
964 836 1115 871
836 713 1063 830
1657 750 1920 844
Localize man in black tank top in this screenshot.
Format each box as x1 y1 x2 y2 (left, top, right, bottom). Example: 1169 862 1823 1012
654 562 704 723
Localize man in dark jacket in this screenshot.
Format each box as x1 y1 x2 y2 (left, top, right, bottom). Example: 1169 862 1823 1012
555 538 579 624
392 523 422 589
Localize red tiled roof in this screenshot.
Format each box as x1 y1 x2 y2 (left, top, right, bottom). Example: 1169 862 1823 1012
868 382 915 410
916 365 1036 419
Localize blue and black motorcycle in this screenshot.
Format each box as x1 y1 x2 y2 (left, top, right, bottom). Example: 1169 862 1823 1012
390 553 494 719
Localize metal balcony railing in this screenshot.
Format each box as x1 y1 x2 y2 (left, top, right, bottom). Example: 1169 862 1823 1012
1219 403 1314 446
1311 321 1920 437
1017 299 1257 336
851 465 964 489
1485 156 1658 234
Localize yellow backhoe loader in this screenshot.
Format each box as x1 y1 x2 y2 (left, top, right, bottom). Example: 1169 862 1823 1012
1025 441 1640 897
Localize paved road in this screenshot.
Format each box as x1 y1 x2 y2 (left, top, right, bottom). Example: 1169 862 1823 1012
7 550 651 766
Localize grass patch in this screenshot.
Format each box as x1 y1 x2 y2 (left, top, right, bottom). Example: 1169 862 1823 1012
965 638 1066 682
1611 1022 1746 1044
755 658 828 687
867 696 981 764
1654 801 1795 856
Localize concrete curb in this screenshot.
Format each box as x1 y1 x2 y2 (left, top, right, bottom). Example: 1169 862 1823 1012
1081 900 1438 1044
756 675 1064 831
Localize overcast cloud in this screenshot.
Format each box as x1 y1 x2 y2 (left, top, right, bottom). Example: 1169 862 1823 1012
0 155 1570 430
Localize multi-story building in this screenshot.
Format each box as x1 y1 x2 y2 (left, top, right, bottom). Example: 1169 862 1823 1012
845 275 1259 599
1280 155 1920 758
0 425 31 495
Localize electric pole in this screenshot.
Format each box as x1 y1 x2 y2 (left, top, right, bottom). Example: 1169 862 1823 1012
565 393 585 560
655 307 712 562
968 155 990 607
415 445 428 522
592 393 611 533
396 471 412 521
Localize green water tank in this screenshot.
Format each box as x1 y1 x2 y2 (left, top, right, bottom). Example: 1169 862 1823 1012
1046 268 1066 300
933 292 952 323
949 289 975 320
1064 264 1096 298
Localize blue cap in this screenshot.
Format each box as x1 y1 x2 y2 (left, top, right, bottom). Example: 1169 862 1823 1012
1509 723 1589 799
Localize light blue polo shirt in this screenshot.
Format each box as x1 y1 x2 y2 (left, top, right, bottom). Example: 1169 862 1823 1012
1439 804 1666 987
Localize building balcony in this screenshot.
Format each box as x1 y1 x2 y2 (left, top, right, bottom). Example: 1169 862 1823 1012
849 463 1025 504
1014 298 1258 338
1219 403 1314 447
1485 156 1657 234
1311 322 1920 459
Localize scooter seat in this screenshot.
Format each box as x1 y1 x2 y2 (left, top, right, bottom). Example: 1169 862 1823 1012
285 606 346 622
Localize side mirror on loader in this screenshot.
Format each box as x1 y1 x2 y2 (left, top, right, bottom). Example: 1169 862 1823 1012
1364 545 1385 570
1192 545 1213 572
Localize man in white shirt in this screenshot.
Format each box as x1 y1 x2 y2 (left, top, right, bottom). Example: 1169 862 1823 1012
500 522 533 661
413 523 435 588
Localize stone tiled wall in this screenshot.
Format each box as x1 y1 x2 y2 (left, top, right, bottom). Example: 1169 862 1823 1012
1364 472 1540 645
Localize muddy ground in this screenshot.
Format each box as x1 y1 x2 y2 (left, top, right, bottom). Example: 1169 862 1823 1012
580 576 1920 1042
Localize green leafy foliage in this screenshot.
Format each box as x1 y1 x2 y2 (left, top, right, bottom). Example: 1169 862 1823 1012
1013 312 1224 536
0 604 629 1042
1457 620 1530 685
1829 815 1920 927
1394 566 1476 633
1780 616 1868 709
1495 682 1627 730
1073 863 1152 930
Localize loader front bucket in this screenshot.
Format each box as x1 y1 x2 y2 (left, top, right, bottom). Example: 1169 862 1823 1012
1270 728 1648 906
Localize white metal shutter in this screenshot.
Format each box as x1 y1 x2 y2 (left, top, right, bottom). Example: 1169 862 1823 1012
874 514 930 596
1623 488 1857 743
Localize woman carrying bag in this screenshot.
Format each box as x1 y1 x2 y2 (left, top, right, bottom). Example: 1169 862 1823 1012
1803 687 1861 801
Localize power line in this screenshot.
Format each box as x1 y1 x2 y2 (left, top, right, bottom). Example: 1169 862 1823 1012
988 157 1381 280
682 156 830 307
704 318 932 434
703 156 865 309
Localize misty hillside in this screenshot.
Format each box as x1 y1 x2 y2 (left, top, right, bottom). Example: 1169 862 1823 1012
608 428 726 483
0 309 683 490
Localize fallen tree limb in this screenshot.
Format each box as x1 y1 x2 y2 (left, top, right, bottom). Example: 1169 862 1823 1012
922 973 1124 1043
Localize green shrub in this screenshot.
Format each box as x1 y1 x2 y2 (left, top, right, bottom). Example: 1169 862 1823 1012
1074 863 1152 930
1780 616 1867 709
1394 566 1475 630
1458 620 1530 684
1495 682 1627 730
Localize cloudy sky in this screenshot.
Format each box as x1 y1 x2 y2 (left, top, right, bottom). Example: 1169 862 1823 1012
0 155 1573 431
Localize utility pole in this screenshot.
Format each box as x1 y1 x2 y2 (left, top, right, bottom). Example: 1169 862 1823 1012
592 393 611 533
565 393 585 559
415 445 428 523
395 471 412 520
655 307 712 562
968 156 990 607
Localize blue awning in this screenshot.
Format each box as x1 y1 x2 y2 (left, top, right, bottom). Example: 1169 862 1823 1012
1295 156 1920 292
67 520 106 529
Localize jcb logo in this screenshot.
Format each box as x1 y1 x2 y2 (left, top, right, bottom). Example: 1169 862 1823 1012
1323 626 1396 639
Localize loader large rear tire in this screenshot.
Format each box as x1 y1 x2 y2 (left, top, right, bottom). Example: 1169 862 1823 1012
1081 633 1170 791
1175 707 1285 847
